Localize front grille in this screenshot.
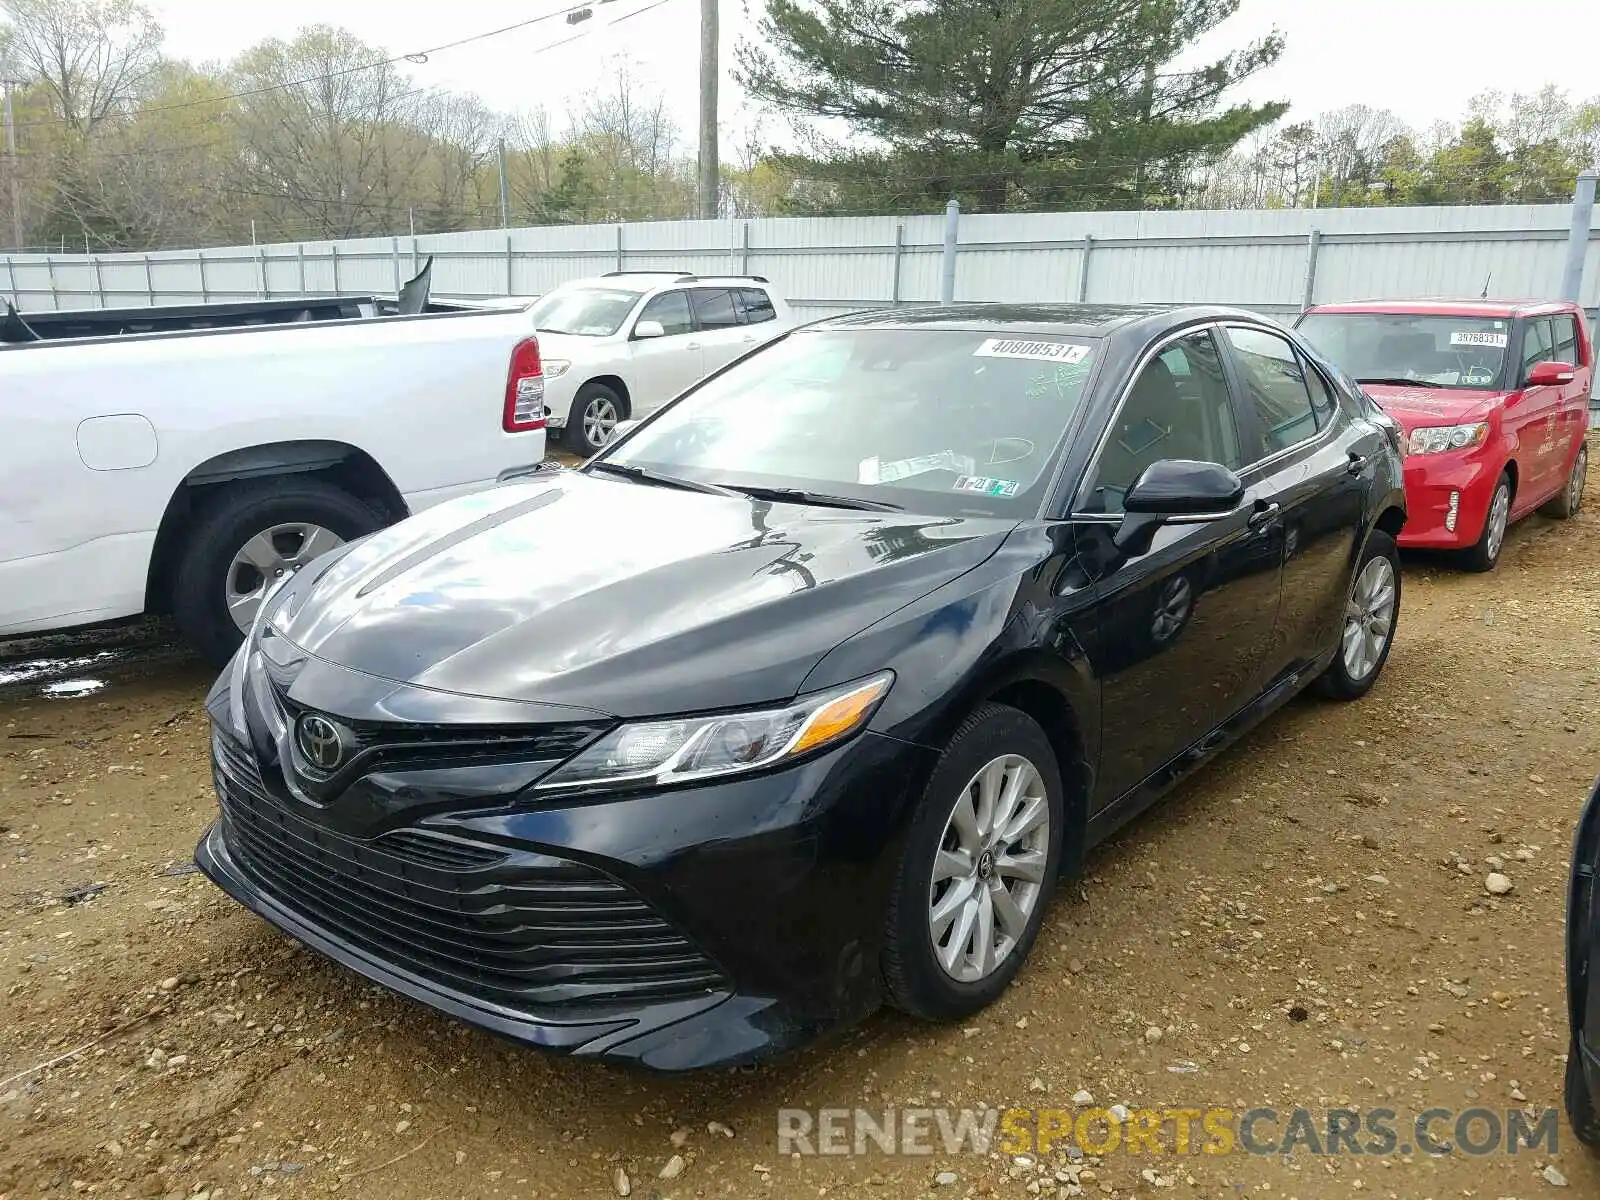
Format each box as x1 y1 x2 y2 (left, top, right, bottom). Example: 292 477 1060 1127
210 728 727 1012
378 829 508 871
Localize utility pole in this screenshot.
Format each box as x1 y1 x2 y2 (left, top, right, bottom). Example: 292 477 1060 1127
2 78 22 249
697 0 718 219
498 138 510 228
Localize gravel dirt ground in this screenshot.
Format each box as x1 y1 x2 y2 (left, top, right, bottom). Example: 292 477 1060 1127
4 456 1600 1200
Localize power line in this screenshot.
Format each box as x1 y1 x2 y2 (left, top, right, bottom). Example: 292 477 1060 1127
5 0 657 134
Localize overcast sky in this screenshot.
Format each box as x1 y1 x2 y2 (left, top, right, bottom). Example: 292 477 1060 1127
142 0 1600 146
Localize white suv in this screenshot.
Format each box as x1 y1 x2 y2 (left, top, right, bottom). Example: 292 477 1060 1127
531 272 795 454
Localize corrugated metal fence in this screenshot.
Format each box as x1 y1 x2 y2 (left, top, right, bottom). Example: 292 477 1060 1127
6 203 1600 323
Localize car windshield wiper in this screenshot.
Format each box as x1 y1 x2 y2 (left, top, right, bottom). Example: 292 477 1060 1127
1356 376 1431 387
587 461 742 497
722 484 904 512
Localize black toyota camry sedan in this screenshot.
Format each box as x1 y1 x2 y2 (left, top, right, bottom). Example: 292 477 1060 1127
196 303 1407 1071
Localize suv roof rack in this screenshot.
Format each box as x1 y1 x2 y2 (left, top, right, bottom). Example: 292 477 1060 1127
680 274 771 285
601 270 693 279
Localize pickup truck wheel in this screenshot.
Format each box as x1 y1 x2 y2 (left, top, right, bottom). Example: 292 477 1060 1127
171 479 384 667
564 383 627 456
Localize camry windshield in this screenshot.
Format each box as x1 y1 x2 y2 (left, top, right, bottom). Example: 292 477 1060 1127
528 287 644 336
598 328 1099 515
1296 312 1510 390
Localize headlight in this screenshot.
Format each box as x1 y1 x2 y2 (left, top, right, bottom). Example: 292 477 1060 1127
535 671 894 793
543 359 571 379
1407 423 1489 455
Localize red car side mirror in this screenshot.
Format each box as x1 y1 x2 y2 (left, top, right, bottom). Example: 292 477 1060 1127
1526 359 1577 387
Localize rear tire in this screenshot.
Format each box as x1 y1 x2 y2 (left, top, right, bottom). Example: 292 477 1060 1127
881 703 1065 1021
171 478 386 668
1542 441 1588 520
1314 530 1400 701
563 383 627 457
1461 473 1512 572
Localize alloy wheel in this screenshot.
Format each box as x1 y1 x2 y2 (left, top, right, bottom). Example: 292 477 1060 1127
1341 555 1396 682
1485 483 1511 563
928 754 1052 983
225 522 345 633
583 396 620 448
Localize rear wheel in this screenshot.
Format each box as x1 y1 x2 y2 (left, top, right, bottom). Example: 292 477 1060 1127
563 382 627 456
171 478 385 667
1461 473 1512 572
1542 441 1588 519
882 704 1065 1020
1314 530 1400 701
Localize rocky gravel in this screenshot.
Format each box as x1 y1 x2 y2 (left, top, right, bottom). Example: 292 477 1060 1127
3 461 1600 1198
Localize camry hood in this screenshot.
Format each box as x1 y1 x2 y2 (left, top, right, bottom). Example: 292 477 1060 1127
269 471 1013 717
1361 384 1505 432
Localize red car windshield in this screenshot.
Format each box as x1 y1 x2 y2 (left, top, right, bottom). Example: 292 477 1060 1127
1297 312 1510 392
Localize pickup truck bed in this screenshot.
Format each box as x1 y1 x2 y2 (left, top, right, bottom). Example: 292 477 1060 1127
1 291 548 664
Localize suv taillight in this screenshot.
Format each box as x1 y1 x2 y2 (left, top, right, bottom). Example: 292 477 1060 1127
503 337 546 432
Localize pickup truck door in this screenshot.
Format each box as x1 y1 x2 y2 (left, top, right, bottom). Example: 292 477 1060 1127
688 288 751 375
628 289 704 417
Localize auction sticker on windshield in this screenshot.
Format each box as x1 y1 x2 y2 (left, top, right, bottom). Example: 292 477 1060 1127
1449 330 1508 348
953 475 1020 497
974 338 1092 364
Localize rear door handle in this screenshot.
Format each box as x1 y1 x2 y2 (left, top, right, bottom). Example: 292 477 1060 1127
1247 501 1281 530
1347 451 1370 475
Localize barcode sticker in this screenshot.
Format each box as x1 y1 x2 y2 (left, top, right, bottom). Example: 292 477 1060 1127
1449 331 1508 348
974 338 1091 364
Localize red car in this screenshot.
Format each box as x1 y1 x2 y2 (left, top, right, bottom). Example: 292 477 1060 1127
1296 300 1591 570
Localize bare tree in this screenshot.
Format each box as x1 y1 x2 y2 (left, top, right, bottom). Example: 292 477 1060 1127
0 0 162 135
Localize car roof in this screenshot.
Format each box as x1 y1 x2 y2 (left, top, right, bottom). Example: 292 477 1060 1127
802 302 1276 338
1305 298 1581 319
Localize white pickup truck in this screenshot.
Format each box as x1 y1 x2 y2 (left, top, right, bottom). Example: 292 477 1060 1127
0 279 549 665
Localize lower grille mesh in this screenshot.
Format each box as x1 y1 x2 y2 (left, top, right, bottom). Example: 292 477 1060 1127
211 728 726 1011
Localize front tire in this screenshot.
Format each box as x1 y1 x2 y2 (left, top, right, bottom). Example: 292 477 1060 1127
171 478 385 667
1314 529 1400 701
1542 441 1588 520
563 382 627 456
881 703 1065 1021
1462 472 1512 572
1567 1039 1600 1150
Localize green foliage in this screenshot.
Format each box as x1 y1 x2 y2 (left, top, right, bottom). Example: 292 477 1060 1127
737 0 1288 213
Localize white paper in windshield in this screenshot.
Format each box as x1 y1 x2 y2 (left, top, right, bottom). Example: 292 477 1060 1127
1449 330 1508 348
973 338 1091 364
858 451 976 484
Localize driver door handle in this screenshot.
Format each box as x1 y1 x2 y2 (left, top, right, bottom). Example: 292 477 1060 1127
1247 501 1281 530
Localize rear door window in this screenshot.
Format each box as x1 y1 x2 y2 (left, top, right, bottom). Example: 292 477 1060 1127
1552 314 1581 366
1224 326 1321 455
690 288 741 330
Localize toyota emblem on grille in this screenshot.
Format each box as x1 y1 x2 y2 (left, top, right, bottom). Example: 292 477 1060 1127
295 715 344 771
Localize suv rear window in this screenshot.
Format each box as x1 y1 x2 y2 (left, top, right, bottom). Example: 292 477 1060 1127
736 288 777 324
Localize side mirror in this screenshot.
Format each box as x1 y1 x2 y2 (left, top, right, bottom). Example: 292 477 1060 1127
611 418 640 440
1114 459 1246 556
1525 359 1576 387
633 320 665 340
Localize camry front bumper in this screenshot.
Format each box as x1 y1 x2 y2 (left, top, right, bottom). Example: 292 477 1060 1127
196 690 937 1070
